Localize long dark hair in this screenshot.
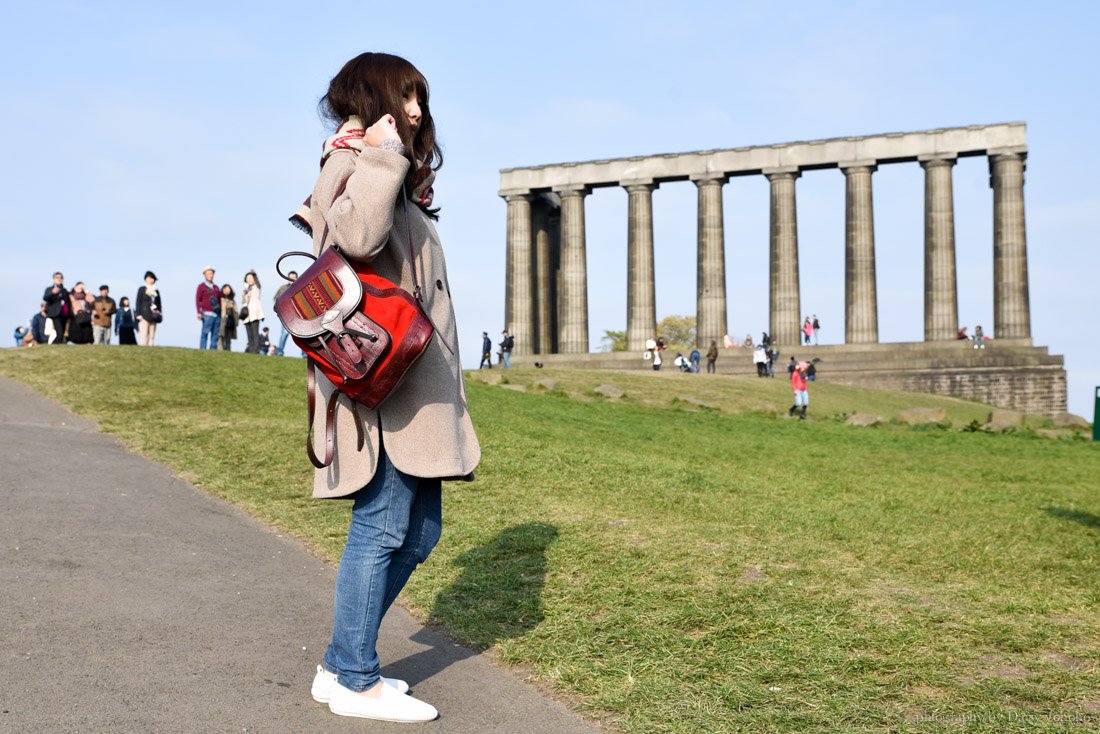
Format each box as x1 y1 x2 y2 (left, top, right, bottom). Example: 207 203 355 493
320 52 442 216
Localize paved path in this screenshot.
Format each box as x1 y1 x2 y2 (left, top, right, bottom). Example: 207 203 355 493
0 376 600 734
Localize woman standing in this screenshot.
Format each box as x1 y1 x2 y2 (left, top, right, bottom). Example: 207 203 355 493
239 271 264 354
705 339 719 374
114 296 138 345
135 271 162 346
294 52 480 723
67 282 95 344
802 316 813 345
219 284 238 351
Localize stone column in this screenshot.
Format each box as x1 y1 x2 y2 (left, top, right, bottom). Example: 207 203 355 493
990 150 1031 340
532 201 554 355
920 155 958 341
691 173 729 348
765 168 801 347
841 161 879 344
555 185 591 353
503 193 533 355
624 180 658 352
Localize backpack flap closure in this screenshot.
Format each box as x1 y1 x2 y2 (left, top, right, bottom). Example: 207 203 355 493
275 246 363 339
318 311 392 382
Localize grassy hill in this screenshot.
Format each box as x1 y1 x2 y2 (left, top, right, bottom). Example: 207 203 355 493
2 347 1097 733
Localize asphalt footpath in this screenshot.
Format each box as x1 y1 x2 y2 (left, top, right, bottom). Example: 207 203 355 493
0 376 600 734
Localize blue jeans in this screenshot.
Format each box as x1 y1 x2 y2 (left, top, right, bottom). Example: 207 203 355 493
502 351 511 368
277 327 290 356
794 389 808 406
324 447 442 692
199 312 221 350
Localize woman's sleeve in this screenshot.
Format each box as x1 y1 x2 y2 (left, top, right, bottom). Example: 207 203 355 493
321 148 411 262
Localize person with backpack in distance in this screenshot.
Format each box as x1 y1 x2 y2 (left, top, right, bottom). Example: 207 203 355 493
292 52 480 724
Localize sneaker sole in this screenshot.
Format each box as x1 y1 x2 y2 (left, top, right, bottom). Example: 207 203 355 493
328 703 436 723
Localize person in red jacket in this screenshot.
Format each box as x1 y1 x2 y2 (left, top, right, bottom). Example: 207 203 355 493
788 361 809 420
195 266 221 350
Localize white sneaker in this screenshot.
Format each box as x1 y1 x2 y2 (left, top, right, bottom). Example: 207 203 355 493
311 665 409 702
327 677 438 722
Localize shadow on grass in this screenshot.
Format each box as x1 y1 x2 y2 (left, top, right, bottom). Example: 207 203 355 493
386 522 559 686
1043 506 1100 531
429 522 559 647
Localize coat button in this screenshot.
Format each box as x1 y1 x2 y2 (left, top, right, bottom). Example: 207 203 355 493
435 279 443 290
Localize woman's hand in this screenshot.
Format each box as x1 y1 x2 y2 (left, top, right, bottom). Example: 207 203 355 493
364 114 400 148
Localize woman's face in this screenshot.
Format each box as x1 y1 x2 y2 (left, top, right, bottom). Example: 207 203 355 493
120 298 129 308
73 283 85 294
221 285 232 296
245 273 255 285
403 91 421 133
145 276 155 286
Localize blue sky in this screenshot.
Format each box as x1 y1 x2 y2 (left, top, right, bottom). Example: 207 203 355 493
3 1 1098 417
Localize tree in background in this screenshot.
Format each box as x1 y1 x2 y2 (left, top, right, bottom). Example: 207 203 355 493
658 315 696 352
601 318 697 353
601 330 627 352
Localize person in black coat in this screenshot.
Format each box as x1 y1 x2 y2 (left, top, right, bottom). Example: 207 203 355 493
114 296 138 345
135 271 163 346
479 331 492 369
42 272 70 344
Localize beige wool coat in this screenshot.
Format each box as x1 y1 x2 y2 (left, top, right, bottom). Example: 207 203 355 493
305 146 480 498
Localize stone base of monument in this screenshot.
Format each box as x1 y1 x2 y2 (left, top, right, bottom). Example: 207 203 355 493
508 338 1066 416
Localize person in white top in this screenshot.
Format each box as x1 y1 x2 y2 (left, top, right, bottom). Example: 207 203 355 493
240 270 264 354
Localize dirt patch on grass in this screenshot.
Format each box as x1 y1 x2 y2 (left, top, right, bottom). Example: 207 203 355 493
1044 651 1093 672
739 564 766 584
975 653 1031 680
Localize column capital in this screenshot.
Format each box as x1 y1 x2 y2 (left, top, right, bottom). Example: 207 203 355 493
918 153 957 168
621 179 658 193
839 159 877 173
988 146 1028 159
501 191 532 203
764 166 800 181
689 172 729 186
552 184 591 197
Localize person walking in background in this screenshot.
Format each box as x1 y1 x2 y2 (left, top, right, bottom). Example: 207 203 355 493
219 284 238 351
135 271 162 346
42 272 70 344
67 282 94 344
788 360 809 420
753 343 768 377
92 285 117 345
787 356 797 376
196 267 221 350
114 296 137 345
240 270 264 354
479 331 492 368
812 314 820 345
705 340 718 373
31 303 49 345
296 51 480 724
273 270 298 356
499 329 514 368
802 316 813 345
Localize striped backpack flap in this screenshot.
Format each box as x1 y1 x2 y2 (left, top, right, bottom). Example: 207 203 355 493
275 246 391 382
276 246 361 338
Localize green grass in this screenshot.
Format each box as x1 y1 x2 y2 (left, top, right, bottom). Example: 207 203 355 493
2 347 1098 733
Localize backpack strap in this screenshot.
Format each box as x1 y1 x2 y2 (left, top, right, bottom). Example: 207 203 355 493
306 358 364 469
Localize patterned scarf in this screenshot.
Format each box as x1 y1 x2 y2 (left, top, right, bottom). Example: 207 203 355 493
290 116 435 236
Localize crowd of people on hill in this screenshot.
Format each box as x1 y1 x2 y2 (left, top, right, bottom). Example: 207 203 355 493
13 268 297 357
